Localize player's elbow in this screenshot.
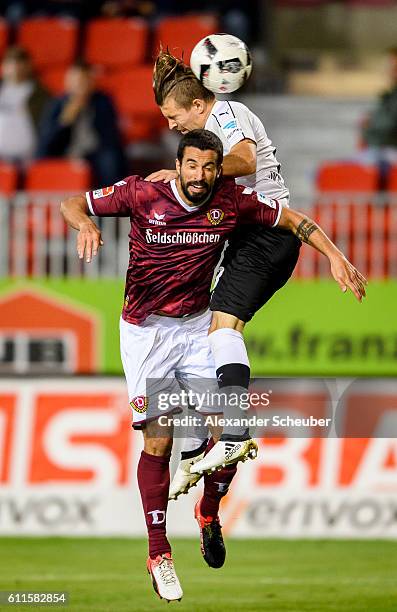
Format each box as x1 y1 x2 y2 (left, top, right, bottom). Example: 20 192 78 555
246 157 256 174
60 197 75 221
279 207 298 232
60 195 87 220
60 198 69 219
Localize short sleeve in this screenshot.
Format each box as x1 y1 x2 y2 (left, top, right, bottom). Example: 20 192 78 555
236 185 282 228
212 101 256 149
86 176 137 217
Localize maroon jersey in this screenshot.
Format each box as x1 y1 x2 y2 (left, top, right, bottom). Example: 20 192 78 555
86 177 281 324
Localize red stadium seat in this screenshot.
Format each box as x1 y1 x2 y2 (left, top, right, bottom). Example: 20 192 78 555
316 162 379 192
0 162 18 196
0 19 9 62
387 165 397 192
40 66 68 95
17 18 78 71
154 14 218 63
102 66 164 142
84 18 148 70
25 159 91 191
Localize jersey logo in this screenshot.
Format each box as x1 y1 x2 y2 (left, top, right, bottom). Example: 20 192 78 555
207 208 224 226
257 192 277 209
130 396 148 414
148 211 167 226
93 186 114 199
224 120 237 130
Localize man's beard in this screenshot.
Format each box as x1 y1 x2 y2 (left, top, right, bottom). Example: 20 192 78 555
180 176 214 205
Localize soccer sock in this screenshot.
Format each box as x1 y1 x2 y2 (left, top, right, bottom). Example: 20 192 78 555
201 438 238 518
137 450 171 559
208 328 251 439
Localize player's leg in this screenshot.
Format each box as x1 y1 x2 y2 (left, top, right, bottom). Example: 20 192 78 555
168 309 222 500
191 309 258 473
193 226 301 472
176 310 241 567
139 419 183 602
119 316 183 601
194 437 238 568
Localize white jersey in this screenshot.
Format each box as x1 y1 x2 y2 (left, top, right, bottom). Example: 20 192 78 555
205 100 289 202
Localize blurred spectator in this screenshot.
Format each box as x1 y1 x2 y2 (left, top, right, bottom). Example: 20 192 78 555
37 60 127 185
0 46 51 163
4 0 100 22
101 0 157 19
362 47 397 155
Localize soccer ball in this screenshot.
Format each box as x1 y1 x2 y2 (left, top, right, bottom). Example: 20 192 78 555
190 33 253 94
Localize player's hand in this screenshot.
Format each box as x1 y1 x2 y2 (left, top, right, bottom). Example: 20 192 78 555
330 253 367 302
145 169 177 183
77 221 104 263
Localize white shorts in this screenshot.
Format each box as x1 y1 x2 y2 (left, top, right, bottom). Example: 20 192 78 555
120 309 218 428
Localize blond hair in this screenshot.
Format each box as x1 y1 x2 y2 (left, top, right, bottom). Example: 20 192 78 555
153 50 215 108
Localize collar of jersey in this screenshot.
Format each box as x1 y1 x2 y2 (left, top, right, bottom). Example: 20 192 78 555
170 179 202 212
207 99 228 122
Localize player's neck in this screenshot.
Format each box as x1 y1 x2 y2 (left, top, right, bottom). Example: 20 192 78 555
202 98 217 125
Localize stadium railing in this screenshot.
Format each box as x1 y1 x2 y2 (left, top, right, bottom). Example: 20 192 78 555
294 192 397 278
294 160 397 278
1 192 130 278
0 191 396 279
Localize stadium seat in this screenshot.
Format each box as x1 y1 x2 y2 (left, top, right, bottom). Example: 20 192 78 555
40 66 67 95
0 162 18 196
154 14 218 62
102 66 164 142
25 159 91 191
0 18 8 62
17 18 78 71
387 165 397 192
84 18 148 70
316 162 379 192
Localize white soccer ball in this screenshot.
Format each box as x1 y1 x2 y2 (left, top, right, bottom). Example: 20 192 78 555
190 33 253 94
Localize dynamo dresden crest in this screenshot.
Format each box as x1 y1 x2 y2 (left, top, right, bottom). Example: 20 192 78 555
130 395 148 414
207 208 224 226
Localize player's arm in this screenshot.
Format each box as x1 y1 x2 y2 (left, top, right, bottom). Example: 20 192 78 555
222 139 256 177
144 139 256 183
60 195 103 263
278 207 367 302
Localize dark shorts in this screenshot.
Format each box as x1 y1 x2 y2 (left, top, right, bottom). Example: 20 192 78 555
210 225 301 323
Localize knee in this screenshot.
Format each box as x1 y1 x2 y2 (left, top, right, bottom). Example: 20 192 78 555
209 311 244 334
144 436 173 457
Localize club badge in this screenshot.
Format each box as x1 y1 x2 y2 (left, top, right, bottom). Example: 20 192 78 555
130 395 148 413
207 208 224 226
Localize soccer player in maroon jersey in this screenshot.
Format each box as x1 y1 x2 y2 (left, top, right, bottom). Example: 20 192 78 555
61 129 366 602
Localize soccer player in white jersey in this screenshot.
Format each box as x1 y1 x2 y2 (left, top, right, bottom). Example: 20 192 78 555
61 129 366 603
147 51 302 487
